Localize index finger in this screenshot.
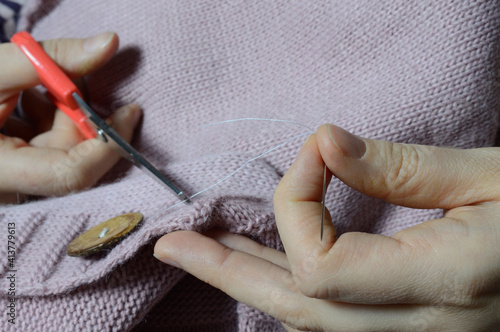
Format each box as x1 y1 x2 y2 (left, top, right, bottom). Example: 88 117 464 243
0 43 39 92
0 33 118 93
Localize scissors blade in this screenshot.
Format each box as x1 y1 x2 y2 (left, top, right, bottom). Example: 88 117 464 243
73 93 190 203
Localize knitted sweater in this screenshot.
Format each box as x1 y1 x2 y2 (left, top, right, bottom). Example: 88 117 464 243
1 1 499 331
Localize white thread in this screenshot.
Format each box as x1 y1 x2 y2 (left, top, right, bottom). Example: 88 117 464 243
99 227 109 238
166 130 314 211
201 118 315 132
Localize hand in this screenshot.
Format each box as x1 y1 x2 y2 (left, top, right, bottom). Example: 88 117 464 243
154 124 500 331
0 33 141 203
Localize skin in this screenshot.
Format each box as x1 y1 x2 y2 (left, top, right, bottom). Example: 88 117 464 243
155 125 500 331
0 32 141 203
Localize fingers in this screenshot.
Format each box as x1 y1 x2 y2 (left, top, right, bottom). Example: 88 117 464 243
204 230 290 270
272 138 426 305
154 231 420 331
155 231 300 320
0 32 118 130
0 32 118 93
0 104 141 196
46 104 141 195
29 108 85 150
274 125 500 306
272 134 416 304
316 124 500 209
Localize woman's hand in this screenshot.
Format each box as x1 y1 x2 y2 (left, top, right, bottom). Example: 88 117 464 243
0 32 141 203
154 124 500 331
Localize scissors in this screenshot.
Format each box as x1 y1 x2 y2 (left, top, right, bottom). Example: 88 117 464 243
11 31 189 203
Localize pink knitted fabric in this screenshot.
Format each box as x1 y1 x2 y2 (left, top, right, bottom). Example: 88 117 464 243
1 0 499 331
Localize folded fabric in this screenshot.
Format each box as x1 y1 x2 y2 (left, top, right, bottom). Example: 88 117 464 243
1 0 499 331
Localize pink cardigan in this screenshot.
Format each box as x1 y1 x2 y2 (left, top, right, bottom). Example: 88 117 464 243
1 1 499 331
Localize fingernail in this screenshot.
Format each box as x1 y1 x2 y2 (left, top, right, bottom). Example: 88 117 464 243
327 124 366 159
116 104 141 125
153 253 181 268
83 32 114 53
128 105 141 126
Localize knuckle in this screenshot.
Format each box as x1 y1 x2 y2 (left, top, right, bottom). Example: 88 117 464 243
60 170 88 194
441 278 482 308
212 246 237 288
43 40 61 63
384 143 421 196
290 261 318 297
292 273 319 298
52 161 94 195
290 255 334 300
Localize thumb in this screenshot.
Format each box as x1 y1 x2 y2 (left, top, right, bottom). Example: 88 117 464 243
316 124 500 209
0 32 118 92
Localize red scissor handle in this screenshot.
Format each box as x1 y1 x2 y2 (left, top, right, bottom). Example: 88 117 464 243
11 31 97 139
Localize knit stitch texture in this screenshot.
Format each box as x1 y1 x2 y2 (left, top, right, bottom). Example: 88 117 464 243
1 0 500 331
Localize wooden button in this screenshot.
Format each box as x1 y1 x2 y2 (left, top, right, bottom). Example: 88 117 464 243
66 213 143 257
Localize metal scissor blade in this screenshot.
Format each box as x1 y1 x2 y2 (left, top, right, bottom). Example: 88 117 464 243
73 93 190 203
